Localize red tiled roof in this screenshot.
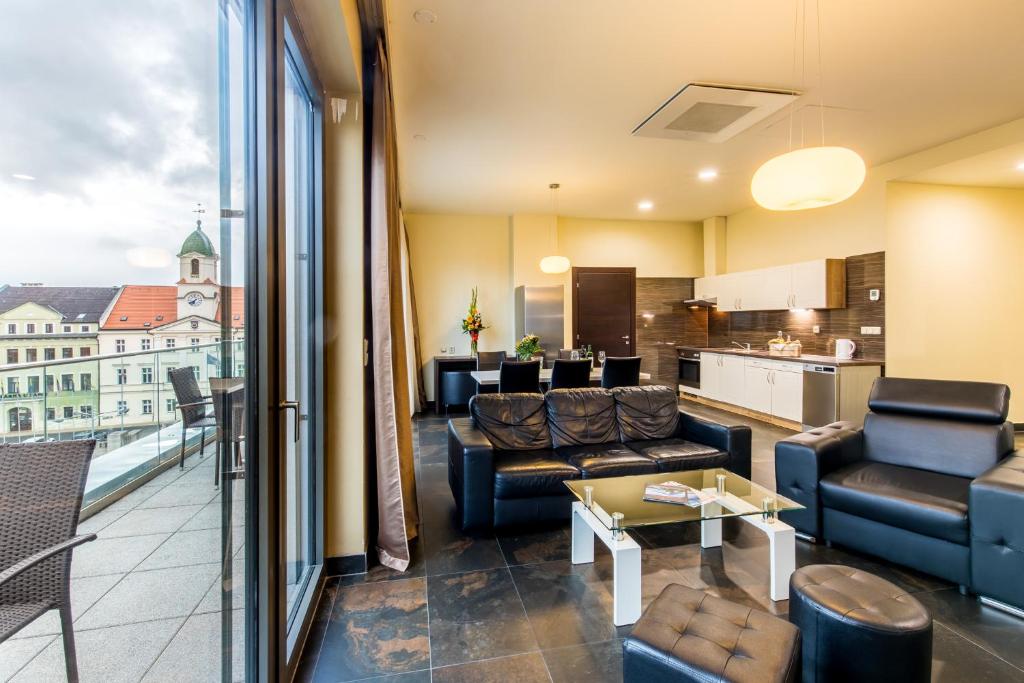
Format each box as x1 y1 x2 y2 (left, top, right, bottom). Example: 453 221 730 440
215 287 245 328
102 286 177 330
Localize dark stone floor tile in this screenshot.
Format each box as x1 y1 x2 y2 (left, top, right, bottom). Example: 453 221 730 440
795 540 951 594
427 568 539 667
354 671 432 683
497 527 572 566
416 443 447 465
543 639 623 683
423 523 506 576
313 577 429 682
931 622 1024 682
914 588 1024 671
293 577 340 682
432 652 551 683
511 560 619 650
339 541 425 587
673 552 789 617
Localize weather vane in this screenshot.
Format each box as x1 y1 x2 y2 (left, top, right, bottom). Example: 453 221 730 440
192 202 205 229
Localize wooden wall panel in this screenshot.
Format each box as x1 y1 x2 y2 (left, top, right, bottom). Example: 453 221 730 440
636 278 691 386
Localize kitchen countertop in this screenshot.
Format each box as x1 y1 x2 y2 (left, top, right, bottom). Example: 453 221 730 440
679 346 885 367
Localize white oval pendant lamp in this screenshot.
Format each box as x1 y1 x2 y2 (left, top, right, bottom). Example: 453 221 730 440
752 0 865 211
539 182 570 274
752 146 865 211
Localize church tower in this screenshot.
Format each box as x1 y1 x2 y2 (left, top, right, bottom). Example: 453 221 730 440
176 206 220 320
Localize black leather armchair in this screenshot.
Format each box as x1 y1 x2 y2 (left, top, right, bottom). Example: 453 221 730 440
775 378 1020 611
448 385 752 530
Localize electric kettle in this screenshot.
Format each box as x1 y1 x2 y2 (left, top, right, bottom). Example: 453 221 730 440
836 338 856 360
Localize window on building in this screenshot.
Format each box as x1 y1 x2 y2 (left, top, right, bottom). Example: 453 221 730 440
61 347 73 359
141 338 151 351
80 405 92 418
80 325 89 332
6 323 16 334
62 325 71 333
115 339 126 353
44 348 55 360
80 374 91 391
191 366 200 380
142 399 152 415
166 398 177 413
79 347 91 357
63 406 73 419
141 367 153 384
45 375 54 392
190 337 200 348
26 323 36 334
166 338 176 348
191 258 199 276
116 400 127 415
61 374 74 391
27 376 39 394
46 407 55 421
26 349 37 362
5 349 17 364
116 368 127 385
6 378 18 394
44 323 54 334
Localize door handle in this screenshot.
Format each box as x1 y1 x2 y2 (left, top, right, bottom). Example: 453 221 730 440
620 335 630 340
279 400 300 442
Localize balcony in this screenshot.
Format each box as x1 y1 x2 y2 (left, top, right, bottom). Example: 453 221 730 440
0 343 246 682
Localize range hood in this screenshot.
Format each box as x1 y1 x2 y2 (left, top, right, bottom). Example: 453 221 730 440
683 296 717 308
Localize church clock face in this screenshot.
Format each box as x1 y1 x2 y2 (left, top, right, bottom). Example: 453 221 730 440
185 292 204 307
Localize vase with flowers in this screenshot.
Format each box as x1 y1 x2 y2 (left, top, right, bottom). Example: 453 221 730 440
515 334 543 361
461 287 488 357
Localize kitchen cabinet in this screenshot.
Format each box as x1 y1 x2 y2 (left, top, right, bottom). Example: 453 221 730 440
770 363 804 422
743 363 772 413
694 275 718 302
692 259 845 312
698 352 720 398
718 355 746 406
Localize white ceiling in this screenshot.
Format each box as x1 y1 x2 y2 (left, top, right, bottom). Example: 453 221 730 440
386 0 1024 221
901 142 1024 188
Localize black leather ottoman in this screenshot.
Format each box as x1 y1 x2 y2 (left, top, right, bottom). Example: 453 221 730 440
789 565 932 683
623 584 800 683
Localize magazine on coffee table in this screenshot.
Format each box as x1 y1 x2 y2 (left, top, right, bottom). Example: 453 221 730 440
643 481 719 507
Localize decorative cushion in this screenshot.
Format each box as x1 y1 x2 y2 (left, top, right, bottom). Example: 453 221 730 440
469 393 551 451
623 583 800 683
545 388 618 448
612 385 680 442
493 450 580 499
555 442 659 478
626 438 728 473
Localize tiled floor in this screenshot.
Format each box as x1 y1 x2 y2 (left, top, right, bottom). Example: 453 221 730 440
296 404 1024 683
0 448 245 683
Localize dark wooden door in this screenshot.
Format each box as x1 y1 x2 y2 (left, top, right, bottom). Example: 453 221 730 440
572 267 636 358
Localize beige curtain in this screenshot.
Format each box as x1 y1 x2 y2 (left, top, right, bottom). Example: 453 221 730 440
369 38 419 571
399 213 425 413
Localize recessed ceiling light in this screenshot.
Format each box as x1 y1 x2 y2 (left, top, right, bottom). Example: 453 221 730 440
413 8 437 23
637 200 654 211
11 173 35 181
698 168 718 181
1016 161 1024 171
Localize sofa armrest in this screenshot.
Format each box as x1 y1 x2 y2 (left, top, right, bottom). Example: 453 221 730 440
774 422 864 539
970 452 1024 609
447 417 496 531
678 412 753 480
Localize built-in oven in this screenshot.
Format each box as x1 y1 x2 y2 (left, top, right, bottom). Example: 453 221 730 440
677 347 702 390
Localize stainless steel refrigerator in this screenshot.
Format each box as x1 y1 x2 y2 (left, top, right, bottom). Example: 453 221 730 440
514 285 565 364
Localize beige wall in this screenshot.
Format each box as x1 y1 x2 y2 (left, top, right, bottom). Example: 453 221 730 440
886 182 1024 422
405 213 514 400
556 216 704 278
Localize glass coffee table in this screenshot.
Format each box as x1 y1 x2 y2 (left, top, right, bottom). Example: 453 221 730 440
564 468 803 625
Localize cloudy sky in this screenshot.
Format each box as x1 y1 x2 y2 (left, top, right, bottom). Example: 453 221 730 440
0 0 246 287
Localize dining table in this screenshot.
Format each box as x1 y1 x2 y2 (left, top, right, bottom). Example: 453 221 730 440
469 367 651 386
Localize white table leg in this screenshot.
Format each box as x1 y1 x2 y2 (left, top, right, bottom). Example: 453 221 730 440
768 524 796 601
701 497 722 548
571 503 594 564
613 542 642 626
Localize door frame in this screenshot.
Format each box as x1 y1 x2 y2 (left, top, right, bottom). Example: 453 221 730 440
571 266 637 355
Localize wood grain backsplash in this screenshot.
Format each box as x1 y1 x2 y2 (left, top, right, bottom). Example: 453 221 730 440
707 251 885 359
635 278 703 386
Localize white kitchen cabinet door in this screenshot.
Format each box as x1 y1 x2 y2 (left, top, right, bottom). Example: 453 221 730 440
743 365 772 413
699 353 720 400
715 275 740 312
771 366 804 422
747 266 792 311
694 275 718 302
719 355 746 406
791 260 828 309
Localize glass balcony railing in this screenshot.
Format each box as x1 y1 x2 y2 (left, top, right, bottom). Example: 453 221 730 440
0 340 244 513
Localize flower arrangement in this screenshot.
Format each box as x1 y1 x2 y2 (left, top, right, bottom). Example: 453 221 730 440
516 334 543 361
461 287 488 356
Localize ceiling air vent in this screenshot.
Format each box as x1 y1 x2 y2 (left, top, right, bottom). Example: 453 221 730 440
633 83 799 143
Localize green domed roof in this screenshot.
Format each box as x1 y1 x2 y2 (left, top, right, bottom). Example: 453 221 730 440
178 221 216 257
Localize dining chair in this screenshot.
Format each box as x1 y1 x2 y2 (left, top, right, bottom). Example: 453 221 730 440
498 360 541 393
600 356 643 388
169 366 218 469
0 440 97 683
210 377 245 487
476 350 507 372
549 359 593 390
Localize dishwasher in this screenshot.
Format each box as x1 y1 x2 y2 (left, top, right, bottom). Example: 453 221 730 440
802 365 838 429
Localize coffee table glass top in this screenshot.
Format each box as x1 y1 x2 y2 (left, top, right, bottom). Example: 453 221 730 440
564 469 802 531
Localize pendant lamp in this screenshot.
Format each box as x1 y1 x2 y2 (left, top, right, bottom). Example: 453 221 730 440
539 183 570 274
752 0 865 211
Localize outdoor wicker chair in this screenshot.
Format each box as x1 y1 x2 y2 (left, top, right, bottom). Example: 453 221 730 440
0 439 97 683
169 366 217 470
210 377 245 487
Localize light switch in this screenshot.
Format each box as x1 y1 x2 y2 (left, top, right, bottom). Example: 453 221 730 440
812 325 821 334
860 326 882 335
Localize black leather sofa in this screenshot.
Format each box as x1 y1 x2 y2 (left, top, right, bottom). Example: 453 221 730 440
447 385 751 530
776 377 1024 611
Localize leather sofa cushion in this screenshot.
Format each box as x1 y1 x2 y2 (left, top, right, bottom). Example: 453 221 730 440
612 385 680 441
626 438 728 473
470 393 551 451
863 412 1013 479
556 442 658 478
546 388 619 448
624 583 800 683
820 462 970 545
493 449 580 499
868 377 1010 424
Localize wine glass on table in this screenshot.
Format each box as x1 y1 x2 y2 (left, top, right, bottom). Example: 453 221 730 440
570 349 580 361
598 350 606 366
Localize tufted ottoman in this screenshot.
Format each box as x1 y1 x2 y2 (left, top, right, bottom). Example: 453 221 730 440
623 584 800 683
789 564 932 682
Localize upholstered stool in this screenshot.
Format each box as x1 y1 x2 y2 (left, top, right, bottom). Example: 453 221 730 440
789 564 932 683
623 584 800 683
